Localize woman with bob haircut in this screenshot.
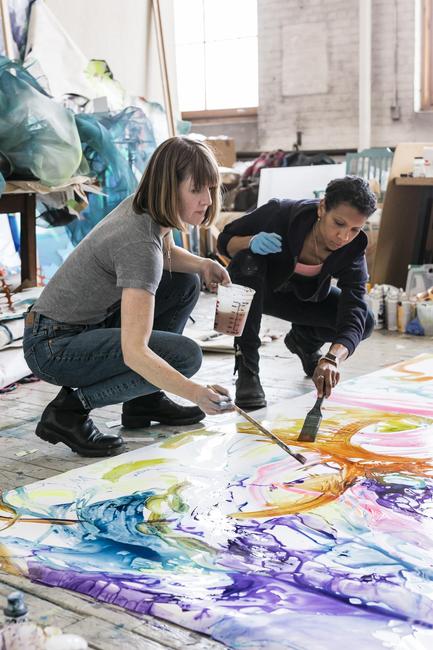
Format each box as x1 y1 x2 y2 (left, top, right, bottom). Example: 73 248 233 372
23 136 233 457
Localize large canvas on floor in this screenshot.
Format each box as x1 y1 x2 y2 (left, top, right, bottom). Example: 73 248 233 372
1 355 433 649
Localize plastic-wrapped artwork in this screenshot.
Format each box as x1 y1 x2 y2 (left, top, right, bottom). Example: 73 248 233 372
2 355 433 648
0 56 82 187
67 108 156 245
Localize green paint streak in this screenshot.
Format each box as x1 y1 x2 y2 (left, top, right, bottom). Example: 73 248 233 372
102 459 167 482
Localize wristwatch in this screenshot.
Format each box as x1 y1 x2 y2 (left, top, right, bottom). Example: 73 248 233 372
318 352 339 367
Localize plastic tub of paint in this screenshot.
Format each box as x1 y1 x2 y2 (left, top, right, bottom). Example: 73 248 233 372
416 301 433 336
214 283 255 336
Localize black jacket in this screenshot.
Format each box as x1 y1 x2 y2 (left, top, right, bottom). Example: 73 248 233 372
217 198 369 355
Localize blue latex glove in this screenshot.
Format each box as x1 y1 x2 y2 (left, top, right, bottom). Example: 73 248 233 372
249 232 282 255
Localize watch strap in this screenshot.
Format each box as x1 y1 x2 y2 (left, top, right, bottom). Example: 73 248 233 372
319 353 339 367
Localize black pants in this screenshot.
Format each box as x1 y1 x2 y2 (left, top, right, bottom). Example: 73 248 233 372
228 250 374 367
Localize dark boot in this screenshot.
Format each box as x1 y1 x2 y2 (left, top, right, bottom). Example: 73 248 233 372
234 353 267 411
122 391 205 428
35 387 125 457
284 330 321 378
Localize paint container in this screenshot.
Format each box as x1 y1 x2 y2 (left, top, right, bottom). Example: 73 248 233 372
397 291 412 333
424 146 433 177
416 301 433 335
405 264 433 298
385 288 399 331
413 156 426 178
369 285 384 329
0 591 88 650
214 283 255 336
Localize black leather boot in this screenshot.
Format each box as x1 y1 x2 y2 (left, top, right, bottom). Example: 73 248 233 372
35 387 125 457
234 353 267 411
122 391 205 428
284 330 321 378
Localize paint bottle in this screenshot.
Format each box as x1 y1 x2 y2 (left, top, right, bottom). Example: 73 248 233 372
1 591 88 649
385 288 399 331
369 285 384 329
397 290 412 333
413 156 426 177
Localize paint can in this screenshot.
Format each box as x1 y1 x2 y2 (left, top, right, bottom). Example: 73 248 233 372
385 288 399 331
397 291 412 333
369 285 384 329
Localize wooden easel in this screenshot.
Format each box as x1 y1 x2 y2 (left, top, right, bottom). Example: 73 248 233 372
151 0 176 138
150 0 191 249
0 0 14 58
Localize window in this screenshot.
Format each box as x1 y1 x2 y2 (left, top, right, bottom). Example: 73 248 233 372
174 0 258 116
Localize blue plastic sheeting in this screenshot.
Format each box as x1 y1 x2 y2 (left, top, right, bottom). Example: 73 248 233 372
67 108 157 245
0 56 82 186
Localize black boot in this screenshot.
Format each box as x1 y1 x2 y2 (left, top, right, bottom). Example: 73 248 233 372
284 330 321 378
234 353 267 411
35 387 125 457
122 391 205 428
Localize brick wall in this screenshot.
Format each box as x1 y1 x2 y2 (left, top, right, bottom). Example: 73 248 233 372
257 0 433 151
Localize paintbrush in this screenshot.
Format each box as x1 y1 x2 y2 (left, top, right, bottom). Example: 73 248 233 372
297 395 324 442
207 385 306 465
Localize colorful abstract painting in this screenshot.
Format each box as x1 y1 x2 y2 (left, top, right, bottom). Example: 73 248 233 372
2 355 433 648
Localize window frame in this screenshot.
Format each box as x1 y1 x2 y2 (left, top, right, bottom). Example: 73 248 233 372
174 1 258 116
181 107 258 120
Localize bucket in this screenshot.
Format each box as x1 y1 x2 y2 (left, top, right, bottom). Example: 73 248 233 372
416 301 433 336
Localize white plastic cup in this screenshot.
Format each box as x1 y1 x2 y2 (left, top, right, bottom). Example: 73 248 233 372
214 283 256 336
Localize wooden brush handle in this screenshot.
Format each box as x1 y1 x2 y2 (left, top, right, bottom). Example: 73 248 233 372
208 384 305 464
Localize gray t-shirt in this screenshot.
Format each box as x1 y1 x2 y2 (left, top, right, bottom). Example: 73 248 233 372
34 195 164 324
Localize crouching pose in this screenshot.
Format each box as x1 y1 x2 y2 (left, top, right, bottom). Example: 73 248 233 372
217 175 376 410
23 137 233 457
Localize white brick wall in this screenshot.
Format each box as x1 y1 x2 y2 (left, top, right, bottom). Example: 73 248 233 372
257 0 433 151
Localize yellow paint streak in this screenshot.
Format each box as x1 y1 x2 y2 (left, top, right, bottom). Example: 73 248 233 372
0 543 25 576
102 458 167 482
391 355 433 382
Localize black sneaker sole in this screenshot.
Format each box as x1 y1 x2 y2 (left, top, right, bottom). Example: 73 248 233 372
35 423 125 457
121 414 206 428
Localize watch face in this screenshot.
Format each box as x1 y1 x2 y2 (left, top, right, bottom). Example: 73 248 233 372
325 353 337 361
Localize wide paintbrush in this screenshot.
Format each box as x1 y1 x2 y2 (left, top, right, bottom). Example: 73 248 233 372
297 396 324 442
208 385 306 465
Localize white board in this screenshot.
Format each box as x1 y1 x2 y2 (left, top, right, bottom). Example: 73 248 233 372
257 163 346 207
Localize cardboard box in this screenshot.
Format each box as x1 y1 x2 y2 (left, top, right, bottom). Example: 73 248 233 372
204 137 236 168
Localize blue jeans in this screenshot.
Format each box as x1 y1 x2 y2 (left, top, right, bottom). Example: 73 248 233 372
23 272 202 409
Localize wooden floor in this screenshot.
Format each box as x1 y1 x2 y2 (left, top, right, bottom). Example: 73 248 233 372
0 292 430 648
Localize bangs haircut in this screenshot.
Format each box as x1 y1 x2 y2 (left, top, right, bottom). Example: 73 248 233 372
133 136 221 230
